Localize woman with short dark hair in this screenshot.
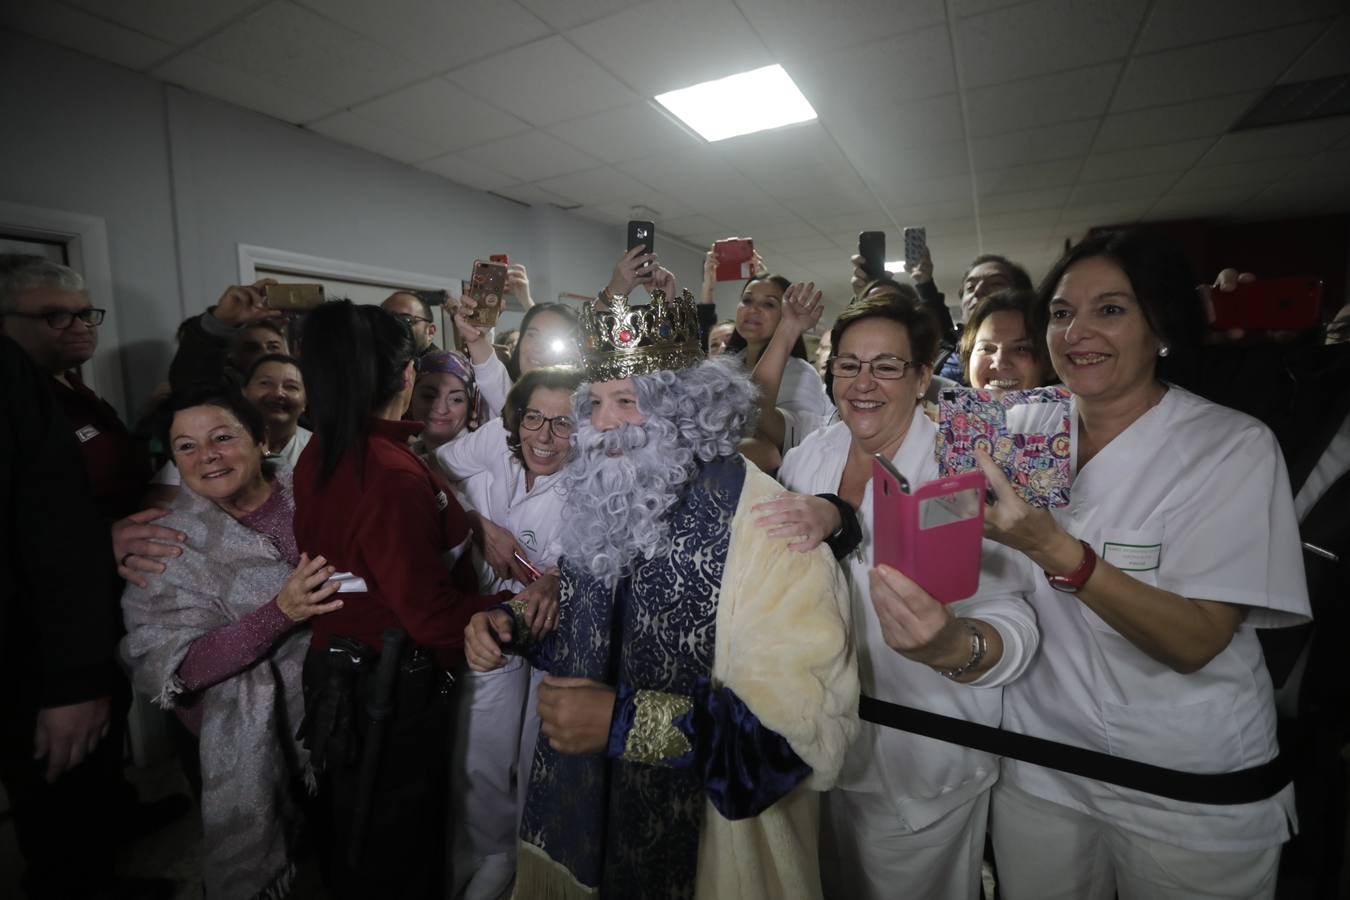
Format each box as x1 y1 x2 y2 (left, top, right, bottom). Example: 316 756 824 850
981 230 1310 899
959 289 1053 395
775 294 1039 900
292 300 509 900
435 365 577 900
122 388 341 900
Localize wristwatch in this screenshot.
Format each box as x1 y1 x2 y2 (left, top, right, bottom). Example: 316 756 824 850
1044 539 1097 593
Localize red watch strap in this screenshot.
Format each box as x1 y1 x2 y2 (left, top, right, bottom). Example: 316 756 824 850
1045 539 1097 593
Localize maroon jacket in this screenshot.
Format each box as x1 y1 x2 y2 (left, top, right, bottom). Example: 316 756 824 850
292 418 506 667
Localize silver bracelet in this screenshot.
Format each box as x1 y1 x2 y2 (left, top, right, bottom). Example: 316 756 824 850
939 621 987 681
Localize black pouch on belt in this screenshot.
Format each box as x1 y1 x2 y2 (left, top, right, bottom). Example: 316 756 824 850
301 636 372 771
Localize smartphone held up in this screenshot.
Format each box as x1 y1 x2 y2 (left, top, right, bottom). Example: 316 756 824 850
872 454 985 604
464 259 507 328
627 220 656 281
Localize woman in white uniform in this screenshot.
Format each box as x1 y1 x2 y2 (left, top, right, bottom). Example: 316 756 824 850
977 230 1311 900
775 295 1039 900
435 366 579 900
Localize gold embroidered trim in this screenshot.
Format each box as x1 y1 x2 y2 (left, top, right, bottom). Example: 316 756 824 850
621 690 693 766
505 597 532 650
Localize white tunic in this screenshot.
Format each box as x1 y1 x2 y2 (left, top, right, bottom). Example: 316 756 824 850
472 352 513 420
1001 385 1311 852
433 417 567 592
776 356 835 453
779 408 1039 831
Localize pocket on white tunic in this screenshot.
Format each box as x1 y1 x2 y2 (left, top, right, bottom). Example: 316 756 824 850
1100 689 1244 774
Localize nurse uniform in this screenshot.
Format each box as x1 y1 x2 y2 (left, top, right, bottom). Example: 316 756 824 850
779 407 1039 900
436 418 569 900
992 386 1311 900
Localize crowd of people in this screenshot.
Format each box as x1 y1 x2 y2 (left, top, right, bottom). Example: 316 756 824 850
1 223 1346 900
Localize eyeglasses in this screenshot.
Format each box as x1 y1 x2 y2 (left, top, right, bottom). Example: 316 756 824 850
826 355 913 379
1 307 106 329
519 409 576 438
392 313 433 327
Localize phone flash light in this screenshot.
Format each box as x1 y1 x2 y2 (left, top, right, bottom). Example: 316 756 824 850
550 339 567 355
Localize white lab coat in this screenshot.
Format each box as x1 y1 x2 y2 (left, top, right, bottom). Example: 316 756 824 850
998 385 1311 854
779 408 1038 898
472 352 512 419
776 356 835 453
435 418 567 900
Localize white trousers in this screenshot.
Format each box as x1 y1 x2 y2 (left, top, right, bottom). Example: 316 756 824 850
448 658 541 900
990 781 1282 900
820 787 989 900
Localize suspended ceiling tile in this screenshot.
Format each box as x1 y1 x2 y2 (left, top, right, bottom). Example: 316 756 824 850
458 129 602 181
448 35 636 127
1134 0 1340 54
1077 137 1213 182
153 51 336 123
306 111 445 163
3 1 177 70
546 103 702 165
347 78 531 152
1093 92 1259 152
1111 23 1326 112
965 63 1120 138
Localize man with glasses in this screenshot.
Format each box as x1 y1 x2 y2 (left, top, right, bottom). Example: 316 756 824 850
0 255 179 899
0 255 147 522
383 290 439 356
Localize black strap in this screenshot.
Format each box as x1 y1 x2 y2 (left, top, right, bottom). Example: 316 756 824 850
859 695 1290 806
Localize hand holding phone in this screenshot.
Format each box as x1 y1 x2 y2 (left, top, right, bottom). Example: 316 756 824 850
627 220 656 282
1207 276 1322 332
464 260 507 327
858 231 886 283
263 283 325 311
903 227 928 274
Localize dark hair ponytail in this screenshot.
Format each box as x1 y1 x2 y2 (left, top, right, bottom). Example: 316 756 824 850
300 300 416 485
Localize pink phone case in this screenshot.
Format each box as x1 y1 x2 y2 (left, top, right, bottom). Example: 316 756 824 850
872 458 985 604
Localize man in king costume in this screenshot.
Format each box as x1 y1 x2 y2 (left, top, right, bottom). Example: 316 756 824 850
465 283 858 899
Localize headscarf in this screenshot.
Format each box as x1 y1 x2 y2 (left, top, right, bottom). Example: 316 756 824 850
415 349 490 432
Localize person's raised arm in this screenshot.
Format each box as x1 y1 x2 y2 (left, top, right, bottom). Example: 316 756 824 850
506 262 535 310
750 282 822 450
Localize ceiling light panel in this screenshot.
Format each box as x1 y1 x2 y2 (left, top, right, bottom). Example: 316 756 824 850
654 64 817 142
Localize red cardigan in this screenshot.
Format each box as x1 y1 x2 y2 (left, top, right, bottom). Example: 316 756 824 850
292 418 506 667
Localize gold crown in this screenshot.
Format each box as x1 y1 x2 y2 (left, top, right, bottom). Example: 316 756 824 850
578 289 704 381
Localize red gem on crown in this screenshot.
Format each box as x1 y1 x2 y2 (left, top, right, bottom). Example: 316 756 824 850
619 329 632 341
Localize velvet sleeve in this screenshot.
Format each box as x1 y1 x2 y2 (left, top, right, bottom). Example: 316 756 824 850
606 679 812 820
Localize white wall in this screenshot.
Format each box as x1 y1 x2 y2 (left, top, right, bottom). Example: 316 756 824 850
0 30 181 415
2 29 710 416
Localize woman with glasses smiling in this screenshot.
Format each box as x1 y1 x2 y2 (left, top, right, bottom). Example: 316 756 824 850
774 295 1038 900
434 365 579 900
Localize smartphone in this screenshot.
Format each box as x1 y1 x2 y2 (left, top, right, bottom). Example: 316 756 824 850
1209 277 1323 332
713 237 755 282
465 260 507 328
858 231 886 282
263 283 324 311
512 550 544 583
627 220 655 281
489 254 510 266
872 455 984 604
903 226 927 272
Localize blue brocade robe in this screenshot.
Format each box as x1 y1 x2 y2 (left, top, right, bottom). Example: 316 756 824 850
514 455 858 900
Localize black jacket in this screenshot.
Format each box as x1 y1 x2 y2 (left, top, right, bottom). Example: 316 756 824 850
0 337 122 709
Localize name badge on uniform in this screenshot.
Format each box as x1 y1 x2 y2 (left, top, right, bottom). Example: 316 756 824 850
75 425 100 443
1102 541 1161 572
434 490 448 511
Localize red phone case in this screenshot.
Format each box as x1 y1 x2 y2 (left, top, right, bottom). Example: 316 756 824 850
1209 277 1322 332
490 254 510 265
713 238 755 282
872 460 984 604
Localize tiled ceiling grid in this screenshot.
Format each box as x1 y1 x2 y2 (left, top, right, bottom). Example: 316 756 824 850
4 0 1349 313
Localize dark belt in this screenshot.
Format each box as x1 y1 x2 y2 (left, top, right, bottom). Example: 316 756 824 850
860 695 1290 806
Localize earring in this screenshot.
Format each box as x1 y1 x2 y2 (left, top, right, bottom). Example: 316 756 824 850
1158 345 1170 357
